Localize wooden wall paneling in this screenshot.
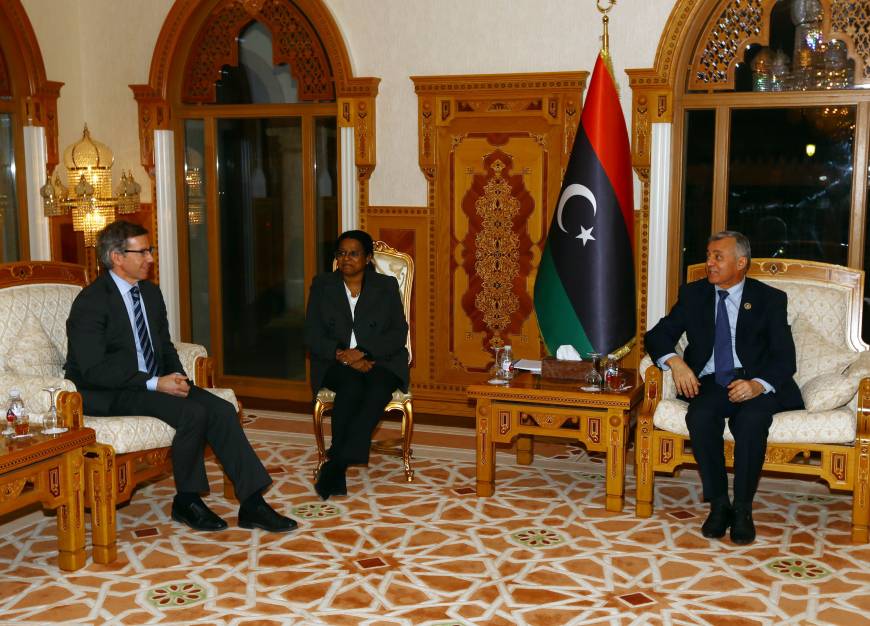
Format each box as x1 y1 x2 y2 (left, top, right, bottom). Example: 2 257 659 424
363 208 437 408
408 72 587 416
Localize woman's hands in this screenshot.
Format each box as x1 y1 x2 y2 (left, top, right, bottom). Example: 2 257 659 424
336 348 374 372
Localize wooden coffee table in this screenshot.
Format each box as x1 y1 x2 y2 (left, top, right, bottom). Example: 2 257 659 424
1 427 95 570
467 371 642 511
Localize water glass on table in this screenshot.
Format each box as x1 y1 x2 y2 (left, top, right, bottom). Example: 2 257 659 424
584 352 603 389
41 386 62 434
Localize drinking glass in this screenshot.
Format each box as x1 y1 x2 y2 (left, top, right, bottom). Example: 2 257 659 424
42 386 59 433
604 356 624 390
585 352 603 389
13 414 29 436
490 345 504 379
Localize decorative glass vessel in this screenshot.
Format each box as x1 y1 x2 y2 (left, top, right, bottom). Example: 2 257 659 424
751 47 774 92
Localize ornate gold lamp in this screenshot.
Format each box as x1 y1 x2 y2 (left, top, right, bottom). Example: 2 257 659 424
40 125 141 246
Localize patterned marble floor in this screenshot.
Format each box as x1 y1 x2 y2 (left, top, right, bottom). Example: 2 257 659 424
1 413 868 625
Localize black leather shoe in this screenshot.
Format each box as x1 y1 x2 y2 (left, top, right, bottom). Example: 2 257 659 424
171 500 228 532
701 500 733 539
730 506 756 545
315 460 348 500
239 502 298 533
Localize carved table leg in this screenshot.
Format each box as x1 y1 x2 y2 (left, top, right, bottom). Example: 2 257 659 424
853 435 870 543
604 411 628 512
56 450 87 571
516 434 534 465
635 412 655 518
476 400 495 496
85 444 117 564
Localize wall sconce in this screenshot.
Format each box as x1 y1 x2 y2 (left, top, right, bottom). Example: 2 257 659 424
40 124 141 246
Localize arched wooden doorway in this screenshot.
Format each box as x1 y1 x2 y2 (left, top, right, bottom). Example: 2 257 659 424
0 0 61 262
132 0 379 402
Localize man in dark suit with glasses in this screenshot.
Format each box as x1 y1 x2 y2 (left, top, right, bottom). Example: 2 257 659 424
65 220 296 533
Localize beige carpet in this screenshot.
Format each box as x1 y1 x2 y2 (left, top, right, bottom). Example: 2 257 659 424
0 411 868 625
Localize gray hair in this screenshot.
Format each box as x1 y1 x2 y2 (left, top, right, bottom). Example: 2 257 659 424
97 220 149 270
709 230 751 266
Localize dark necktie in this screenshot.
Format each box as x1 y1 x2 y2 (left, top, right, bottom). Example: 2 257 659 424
130 285 158 377
714 289 735 387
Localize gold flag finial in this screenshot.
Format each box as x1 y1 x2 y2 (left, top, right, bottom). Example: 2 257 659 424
596 1 616 56
596 0 617 85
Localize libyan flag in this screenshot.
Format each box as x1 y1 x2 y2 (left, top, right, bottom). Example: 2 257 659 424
533 53 635 357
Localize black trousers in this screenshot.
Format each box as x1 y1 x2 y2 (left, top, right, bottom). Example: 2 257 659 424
683 374 780 504
321 362 401 465
85 385 271 503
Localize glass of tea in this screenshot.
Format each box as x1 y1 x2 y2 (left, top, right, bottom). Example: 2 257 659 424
14 414 29 436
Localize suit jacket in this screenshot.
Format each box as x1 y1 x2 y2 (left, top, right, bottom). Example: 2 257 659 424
644 276 803 410
304 268 409 396
65 271 185 415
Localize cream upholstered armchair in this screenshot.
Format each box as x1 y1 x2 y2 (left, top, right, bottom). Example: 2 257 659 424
312 241 415 481
637 259 870 543
0 261 239 563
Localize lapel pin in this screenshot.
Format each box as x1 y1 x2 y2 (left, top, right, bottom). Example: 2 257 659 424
744 302 752 310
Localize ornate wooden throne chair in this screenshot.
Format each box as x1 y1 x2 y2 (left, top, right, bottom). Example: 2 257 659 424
312 241 415 481
637 259 870 543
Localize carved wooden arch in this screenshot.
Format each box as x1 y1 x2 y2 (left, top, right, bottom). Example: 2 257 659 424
628 0 870 174
131 0 378 182
181 1 335 103
0 0 63 173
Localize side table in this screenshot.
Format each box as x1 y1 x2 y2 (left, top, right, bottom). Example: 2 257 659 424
467 372 642 512
1 427 96 570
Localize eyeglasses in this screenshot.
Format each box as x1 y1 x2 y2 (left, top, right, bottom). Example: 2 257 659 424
124 247 154 256
334 249 363 259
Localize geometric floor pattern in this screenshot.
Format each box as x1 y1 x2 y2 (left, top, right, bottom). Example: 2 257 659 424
1 413 869 625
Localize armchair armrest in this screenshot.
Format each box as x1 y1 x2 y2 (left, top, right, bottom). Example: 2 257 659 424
0 373 81 429
0 373 76 412
639 362 663 427
858 377 870 436
57 390 83 429
174 342 213 387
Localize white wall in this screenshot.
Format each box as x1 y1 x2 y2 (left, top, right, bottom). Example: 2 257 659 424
21 0 674 206
23 0 173 199
327 0 672 206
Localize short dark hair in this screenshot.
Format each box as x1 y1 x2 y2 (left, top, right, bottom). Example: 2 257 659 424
97 220 149 270
336 230 375 268
709 230 752 266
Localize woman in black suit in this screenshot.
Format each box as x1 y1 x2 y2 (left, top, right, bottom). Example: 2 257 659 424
304 230 410 499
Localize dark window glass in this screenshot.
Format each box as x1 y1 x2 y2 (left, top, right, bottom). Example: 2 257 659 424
0 114 20 262
314 116 337 273
184 119 209 350
217 117 305 380
680 109 715 281
728 107 854 265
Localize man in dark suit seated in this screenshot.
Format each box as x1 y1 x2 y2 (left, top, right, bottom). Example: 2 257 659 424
645 230 803 544
65 220 296 533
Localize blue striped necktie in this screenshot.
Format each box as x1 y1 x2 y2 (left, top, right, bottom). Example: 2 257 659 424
714 289 735 387
130 285 158 377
